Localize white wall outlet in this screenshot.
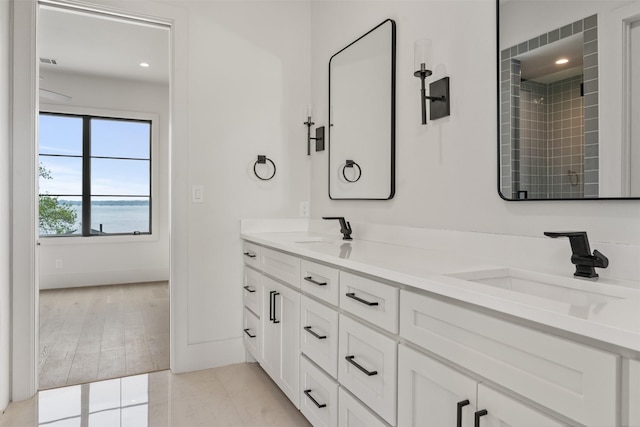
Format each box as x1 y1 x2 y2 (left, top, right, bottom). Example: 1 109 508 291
299 201 310 217
55 259 62 269
192 185 204 203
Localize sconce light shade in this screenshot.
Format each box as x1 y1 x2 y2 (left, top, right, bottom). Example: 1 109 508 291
414 39 431 75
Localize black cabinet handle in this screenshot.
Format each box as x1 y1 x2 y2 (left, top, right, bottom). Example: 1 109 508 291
243 251 256 258
243 285 256 293
345 292 379 306
303 389 327 409
303 326 327 340
269 291 275 322
457 399 470 427
345 355 377 376
271 291 280 324
243 328 256 338
304 276 327 286
474 409 488 427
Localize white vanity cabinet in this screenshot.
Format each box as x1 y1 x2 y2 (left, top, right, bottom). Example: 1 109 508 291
400 290 618 427
398 345 568 427
261 275 300 408
241 234 638 427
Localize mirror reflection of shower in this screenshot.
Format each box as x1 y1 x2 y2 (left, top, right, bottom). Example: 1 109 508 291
500 15 599 200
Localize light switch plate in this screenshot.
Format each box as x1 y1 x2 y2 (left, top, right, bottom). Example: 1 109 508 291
192 185 204 203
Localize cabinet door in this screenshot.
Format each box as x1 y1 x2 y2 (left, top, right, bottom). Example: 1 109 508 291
261 276 300 408
262 277 280 378
398 344 476 427
475 384 568 427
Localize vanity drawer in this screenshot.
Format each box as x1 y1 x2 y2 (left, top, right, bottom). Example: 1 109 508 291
338 387 388 427
242 267 261 317
242 241 261 269
261 247 301 288
301 295 339 378
339 271 398 333
338 315 397 426
242 308 261 362
400 290 618 427
301 259 340 306
300 355 338 427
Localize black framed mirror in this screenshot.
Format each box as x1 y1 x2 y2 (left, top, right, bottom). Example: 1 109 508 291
497 1 640 200
329 19 395 200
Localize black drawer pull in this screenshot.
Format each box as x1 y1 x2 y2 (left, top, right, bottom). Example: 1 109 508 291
345 292 379 306
243 285 256 293
345 355 377 376
304 276 327 286
303 389 327 408
474 409 488 427
243 251 256 258
457 399 470 427
243 328 256 338
304 326 327 340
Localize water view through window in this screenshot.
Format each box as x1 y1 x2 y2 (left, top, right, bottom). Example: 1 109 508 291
38 113 152 236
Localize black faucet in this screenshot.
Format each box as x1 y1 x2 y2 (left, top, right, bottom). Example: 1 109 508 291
544 231 609 278
322 216 353 240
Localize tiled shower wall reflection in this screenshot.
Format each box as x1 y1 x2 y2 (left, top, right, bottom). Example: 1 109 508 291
500 15 599 199
519 76 584 199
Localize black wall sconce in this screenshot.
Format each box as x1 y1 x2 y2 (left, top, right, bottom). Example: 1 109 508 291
304 106 325 155
253 155 276 181
414 39 450 125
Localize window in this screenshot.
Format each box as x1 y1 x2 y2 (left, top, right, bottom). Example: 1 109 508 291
38 112 152 237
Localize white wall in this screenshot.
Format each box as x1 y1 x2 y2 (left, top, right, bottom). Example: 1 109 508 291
173 0 311 367
310 0 640 246
37 70 170 289
0 0 11 413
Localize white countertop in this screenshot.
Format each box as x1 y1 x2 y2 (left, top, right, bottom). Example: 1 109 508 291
241 231 640 354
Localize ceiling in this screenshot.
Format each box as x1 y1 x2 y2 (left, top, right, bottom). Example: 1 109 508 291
39 5 170 85
516 33 584 84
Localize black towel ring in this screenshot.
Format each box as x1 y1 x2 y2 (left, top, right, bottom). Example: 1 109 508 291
341 160 361 183
254 155 276 181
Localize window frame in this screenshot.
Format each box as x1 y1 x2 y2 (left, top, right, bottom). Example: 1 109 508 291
38 104 159 242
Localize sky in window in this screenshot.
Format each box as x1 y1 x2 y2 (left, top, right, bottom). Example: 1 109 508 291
39 114 151 198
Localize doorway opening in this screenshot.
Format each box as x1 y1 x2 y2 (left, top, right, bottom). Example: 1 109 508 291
36 2 171 390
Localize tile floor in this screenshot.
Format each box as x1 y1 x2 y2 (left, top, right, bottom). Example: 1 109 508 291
0 363 311 427
39 282 170 389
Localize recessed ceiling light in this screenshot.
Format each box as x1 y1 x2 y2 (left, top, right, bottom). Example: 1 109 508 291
140 62 150 68
555 58 569 65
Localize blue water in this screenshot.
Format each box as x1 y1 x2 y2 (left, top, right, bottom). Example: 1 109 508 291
44 204 151 235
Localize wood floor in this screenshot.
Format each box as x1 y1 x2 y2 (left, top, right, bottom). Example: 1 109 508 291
39 281 169 390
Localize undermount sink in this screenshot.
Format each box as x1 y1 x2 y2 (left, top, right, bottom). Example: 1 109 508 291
293 237 333 243
447 268 625 307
